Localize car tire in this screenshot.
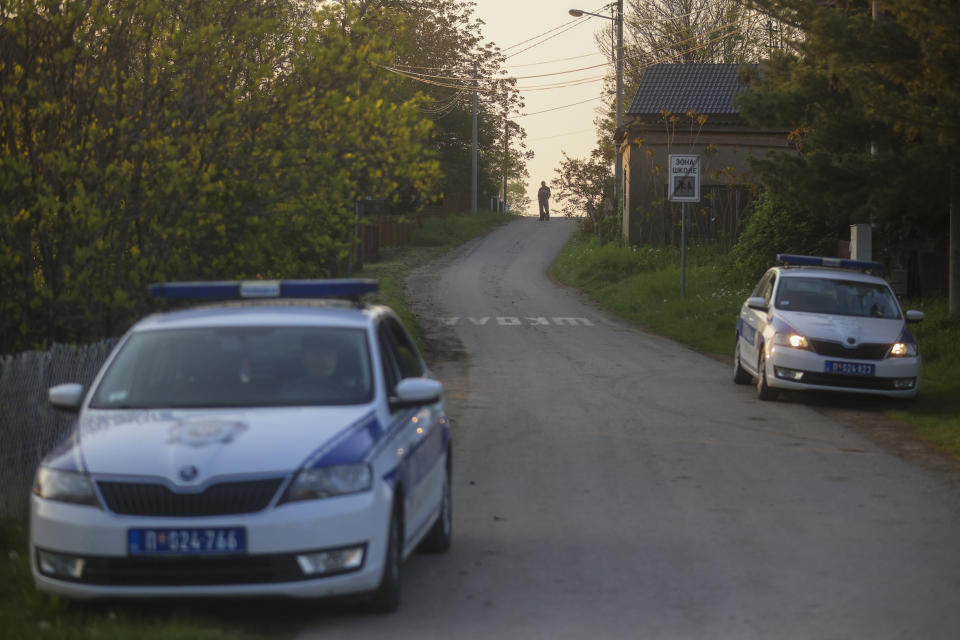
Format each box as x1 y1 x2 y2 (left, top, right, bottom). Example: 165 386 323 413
733 340 752 385
368 498 403 613
419 453 452 554
756 347 779 401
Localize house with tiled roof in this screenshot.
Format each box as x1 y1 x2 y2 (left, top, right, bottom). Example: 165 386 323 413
620 63 792 246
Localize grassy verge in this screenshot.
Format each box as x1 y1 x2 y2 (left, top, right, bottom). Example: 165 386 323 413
363 209 514 348
552 232 960 458
887 298 960 455
553 234 750 354
0 209 513 640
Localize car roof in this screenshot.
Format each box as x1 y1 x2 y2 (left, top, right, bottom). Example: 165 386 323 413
774 266 888 285
131 301 390 333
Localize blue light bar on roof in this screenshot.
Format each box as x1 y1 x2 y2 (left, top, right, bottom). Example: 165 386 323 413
148 279 378 300
776 254 883 272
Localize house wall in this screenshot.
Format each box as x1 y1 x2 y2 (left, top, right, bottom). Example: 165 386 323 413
622 123 792 246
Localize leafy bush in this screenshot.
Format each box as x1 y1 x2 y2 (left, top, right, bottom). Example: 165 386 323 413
725 191 837 282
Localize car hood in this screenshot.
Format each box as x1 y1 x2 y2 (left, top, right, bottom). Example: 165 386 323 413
71 406 376 485
779 311 904 345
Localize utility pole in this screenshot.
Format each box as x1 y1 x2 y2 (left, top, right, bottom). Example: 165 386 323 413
569 2 622 232
472 61 478 214
502 91 508 212
615 0 623 222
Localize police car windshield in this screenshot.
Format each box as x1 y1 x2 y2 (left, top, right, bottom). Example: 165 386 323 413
775 276 901 319
90 326 374 409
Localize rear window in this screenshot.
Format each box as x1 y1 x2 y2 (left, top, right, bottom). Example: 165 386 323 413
90 326 373 409
775 277 901 319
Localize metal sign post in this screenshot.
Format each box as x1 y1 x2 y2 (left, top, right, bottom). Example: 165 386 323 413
668 154 701 297
681 202 686 297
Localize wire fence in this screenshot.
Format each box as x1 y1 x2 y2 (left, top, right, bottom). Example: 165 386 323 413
0 340 117 520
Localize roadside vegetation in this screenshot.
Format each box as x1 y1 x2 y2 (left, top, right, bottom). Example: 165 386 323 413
0 209 513 640
0 0 530 357
553 233 960 458
365 210 516 349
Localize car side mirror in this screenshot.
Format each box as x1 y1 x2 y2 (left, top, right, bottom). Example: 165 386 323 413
746 296 768 311
49 383 85 413
390 378 442 411
905 310 924 323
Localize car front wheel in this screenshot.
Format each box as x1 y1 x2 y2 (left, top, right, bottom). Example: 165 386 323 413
733 340 752 385
368 499 403 613
419 454 452 554
756 348 779 401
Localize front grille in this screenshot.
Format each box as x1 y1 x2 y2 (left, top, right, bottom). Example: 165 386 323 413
97 478 284 517
800 372 910 390
69 553 302 586
808 340 891 360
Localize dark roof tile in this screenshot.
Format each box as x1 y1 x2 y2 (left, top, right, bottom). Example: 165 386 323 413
627 63 752 115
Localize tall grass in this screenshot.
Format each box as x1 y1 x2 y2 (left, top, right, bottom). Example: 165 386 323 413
888 298 960 455
553 235 749 354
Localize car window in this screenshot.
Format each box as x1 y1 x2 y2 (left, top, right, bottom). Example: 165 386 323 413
775 277 901 319
89 326 374 409
378 324 401 395
752 270 776 305
382 318 425 379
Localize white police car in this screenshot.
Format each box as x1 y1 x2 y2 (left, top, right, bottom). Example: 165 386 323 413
734 255 923 400
30 280 451 611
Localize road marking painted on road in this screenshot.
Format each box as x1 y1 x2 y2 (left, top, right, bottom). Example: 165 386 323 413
439 316 595 327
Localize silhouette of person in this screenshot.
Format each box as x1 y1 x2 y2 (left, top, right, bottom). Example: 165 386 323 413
537 181 551 221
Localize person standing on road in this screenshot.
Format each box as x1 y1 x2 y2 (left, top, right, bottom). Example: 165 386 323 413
537 181 551 221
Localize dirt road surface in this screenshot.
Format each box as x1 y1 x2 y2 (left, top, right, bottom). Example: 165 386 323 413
298 217 960 639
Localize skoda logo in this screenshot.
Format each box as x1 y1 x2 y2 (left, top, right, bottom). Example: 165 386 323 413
179 465 199 482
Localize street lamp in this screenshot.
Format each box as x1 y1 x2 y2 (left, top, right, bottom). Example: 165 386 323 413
569 1 623 223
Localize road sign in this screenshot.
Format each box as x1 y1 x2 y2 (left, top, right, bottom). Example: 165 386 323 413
668 154 700 203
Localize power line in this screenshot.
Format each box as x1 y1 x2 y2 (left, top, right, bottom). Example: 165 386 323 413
376 12 763 97
382 62 609 82
505 52 604 68
505 19 588 60
516 96 603 118
384 12 759 88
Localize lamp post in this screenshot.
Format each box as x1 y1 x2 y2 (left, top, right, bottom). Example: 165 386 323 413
569 1 623 221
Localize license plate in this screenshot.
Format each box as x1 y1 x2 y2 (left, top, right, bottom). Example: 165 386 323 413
824 361 875 376
128 527 246 555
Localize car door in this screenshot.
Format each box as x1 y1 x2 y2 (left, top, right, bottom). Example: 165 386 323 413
376 317 445 551
739 269 776 373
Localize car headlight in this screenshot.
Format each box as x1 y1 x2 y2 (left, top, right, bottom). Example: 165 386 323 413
774 332 810 350
281 464 372 503
889 342 918 357
32 467 101 508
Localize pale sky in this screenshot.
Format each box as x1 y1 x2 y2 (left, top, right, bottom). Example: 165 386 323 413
472 0 618 215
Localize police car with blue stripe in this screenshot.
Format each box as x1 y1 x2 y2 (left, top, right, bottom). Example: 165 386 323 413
30 279 451 611
734 255 924 400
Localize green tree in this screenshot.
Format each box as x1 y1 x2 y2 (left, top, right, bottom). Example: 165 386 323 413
554 149 618 241
342 0 531 212
0 0 441 354
743 0 960 310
